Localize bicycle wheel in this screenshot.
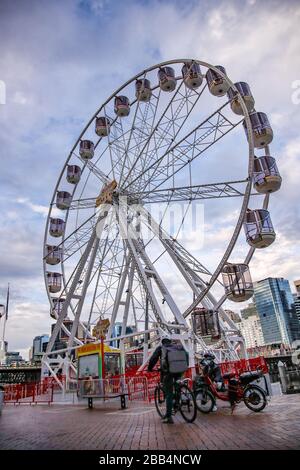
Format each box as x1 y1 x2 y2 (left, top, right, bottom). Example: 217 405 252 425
179 384 197 423
154 384 167 418
243 385 267 412
195 387 215 413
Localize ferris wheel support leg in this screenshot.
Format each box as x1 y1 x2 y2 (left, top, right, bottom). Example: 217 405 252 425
123 227 188 328
67 234 101 350
143 297 150 363
84 235 111 342
117 204 171 329
106 254 132 341
119 262 135 373
46 208 110 356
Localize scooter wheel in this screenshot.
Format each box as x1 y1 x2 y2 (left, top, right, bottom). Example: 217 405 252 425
195 388 215 413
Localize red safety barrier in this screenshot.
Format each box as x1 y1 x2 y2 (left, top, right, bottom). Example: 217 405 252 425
127 376 149 401
42 374 66 390
4 381 54 405
219 356 268 377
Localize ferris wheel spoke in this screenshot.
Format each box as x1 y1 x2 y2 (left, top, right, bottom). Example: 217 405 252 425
124 101 242 194
118 89 157 185
130 178 252 204
139 204 211 278
60 228 115 304
87 238 126 325
121 81 205 190
63 177 252 211
110 91 162 186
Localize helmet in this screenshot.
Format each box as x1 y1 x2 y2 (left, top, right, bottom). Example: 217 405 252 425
204 352 215 360
161 334 171 345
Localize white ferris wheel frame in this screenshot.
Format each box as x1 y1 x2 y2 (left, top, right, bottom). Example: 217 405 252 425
41 59 272 386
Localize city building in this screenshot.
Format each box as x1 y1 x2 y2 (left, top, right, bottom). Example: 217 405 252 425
32 334 49 363
5 351 23 366
293 294 300 324
49 320 90 359
240 316 264 350
293 280 300 324
110 322 137 348
224 309 241 324
28 346 33 362
0 334 8 366
240 302 258 320
294 280 300 295
254 278 300 346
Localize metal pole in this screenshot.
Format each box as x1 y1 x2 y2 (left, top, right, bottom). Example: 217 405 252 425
143 297 149 363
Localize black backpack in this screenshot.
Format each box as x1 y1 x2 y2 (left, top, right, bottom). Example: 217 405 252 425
161 343 188 375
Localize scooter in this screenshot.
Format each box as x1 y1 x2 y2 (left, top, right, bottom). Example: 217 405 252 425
194 353 267 413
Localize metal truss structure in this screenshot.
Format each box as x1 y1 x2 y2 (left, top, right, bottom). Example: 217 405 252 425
41 60 275 388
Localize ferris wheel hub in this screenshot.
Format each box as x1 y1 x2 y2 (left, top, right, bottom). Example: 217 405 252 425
95 180 118 207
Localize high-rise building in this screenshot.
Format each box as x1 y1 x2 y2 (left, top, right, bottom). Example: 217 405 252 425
110 322 137 348
239 302 264 349
294 280 300 295
28 346 33 362
224 309 241 323
293 294 300 324
293 280 300 324
32 334 49 363
254 278 300 346
5 351 23 366
240 302 258 320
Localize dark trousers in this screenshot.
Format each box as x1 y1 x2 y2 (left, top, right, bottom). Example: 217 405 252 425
162 373 182 418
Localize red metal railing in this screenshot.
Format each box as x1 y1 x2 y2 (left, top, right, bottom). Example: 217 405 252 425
2 357 268 407
3 381 54 405
219 356 268 376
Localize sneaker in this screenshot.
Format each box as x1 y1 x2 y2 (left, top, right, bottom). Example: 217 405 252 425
162 417 174 424
212 405 218 412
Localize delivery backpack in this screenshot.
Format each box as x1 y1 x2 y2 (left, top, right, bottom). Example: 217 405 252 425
161 343 188 375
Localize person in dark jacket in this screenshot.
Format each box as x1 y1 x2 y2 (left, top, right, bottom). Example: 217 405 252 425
148 337 186 424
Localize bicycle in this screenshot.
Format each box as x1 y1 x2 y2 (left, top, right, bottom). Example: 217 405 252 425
154 372 197 423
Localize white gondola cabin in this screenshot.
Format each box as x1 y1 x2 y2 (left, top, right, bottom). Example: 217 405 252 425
51 297 65 319
135 79 152 102
182 62 203 89
79 140 94 159
56 191 72 210
45 245 62 265
114 96 130 117
49 218 65 237
158 66 176 92
222 263 254 302
253 156 282 193
243 111 273 149
95 117 110 137
227 82 255 115
192 308 221 341
47 272 62 294
206 65 230 96
244 209 275 249
67 165 81 184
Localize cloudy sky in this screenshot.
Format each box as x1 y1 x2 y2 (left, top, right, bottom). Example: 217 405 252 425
0 0 299 359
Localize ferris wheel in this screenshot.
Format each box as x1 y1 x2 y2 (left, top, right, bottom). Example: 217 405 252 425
42 59 281 385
